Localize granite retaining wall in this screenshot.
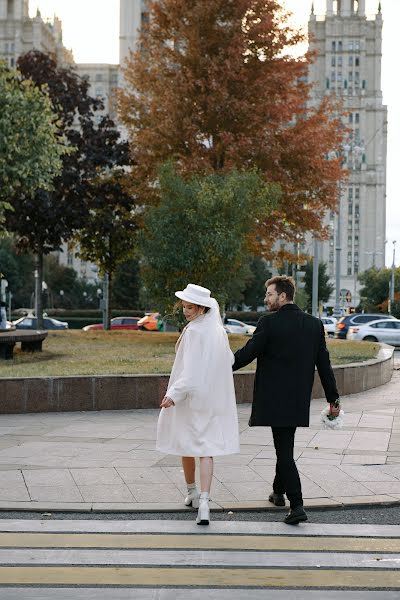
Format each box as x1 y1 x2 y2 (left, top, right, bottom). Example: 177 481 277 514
0 345 394 414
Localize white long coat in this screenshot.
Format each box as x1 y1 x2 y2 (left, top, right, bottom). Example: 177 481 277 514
156 314 240 457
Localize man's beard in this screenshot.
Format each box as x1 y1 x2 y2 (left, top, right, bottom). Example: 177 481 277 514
267 300 280 312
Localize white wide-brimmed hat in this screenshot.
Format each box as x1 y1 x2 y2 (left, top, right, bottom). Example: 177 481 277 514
175 284 214 308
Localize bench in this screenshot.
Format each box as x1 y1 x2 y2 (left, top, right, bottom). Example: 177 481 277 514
0 330 48 360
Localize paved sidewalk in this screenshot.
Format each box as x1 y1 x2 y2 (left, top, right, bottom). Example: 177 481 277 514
0 362 399 512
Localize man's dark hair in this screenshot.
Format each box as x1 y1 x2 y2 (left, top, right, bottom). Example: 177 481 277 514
266 275 296 301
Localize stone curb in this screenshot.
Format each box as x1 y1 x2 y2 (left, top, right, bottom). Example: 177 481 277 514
0 496 399 513
0 345 394 414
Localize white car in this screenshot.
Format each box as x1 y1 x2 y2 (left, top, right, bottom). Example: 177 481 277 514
348 318 400 346
320 316 337 337
224 318 256 335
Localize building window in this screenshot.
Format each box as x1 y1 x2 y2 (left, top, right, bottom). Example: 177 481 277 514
95 74 103 82
337 56 342 67
332 41 336 52
331 57 336 67
349 56 353 67
7 0 14 17
355 57 360 67
348 187 353 198
348 71 353 82
355 113 360 124
331 71 336 82
338 41 343 52
67 251 73 266
355 188 360 199
349 41 354 51
347 267 352 275
355 40 360 52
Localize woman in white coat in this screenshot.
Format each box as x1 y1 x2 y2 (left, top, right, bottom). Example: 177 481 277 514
156 284 240 525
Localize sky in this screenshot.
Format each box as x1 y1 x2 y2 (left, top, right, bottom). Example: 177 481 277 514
29 0 400 266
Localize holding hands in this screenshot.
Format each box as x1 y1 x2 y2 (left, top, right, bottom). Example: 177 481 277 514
160 396 175 408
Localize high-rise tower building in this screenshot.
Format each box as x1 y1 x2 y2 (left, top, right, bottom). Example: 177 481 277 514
308 0 387 307
119 0 147 71
0 0 73 66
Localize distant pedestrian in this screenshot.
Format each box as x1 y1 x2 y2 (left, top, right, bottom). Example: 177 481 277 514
233 275 340 525
157 284 240 525
0 301 7 330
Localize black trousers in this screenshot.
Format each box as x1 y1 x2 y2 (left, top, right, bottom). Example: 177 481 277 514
271 427 303 509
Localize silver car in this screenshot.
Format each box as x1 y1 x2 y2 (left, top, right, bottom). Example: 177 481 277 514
348 318 400 346
224 319 256 335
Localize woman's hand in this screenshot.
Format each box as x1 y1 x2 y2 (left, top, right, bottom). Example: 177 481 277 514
160 396 175 408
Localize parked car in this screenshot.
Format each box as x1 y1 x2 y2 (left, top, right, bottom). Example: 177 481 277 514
137 313 160 331
320 316 337 337
334 313 397 339
13 316 68 330
82 317 140 332
348 318 400 346
223 318 256 335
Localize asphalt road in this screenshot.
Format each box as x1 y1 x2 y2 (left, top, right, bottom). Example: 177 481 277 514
0 505 399 524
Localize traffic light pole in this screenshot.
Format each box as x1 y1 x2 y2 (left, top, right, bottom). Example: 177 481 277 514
333 182 342 318
312 237 319 317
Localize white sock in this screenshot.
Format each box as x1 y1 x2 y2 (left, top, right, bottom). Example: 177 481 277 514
200 492 209 501
187 483 197 493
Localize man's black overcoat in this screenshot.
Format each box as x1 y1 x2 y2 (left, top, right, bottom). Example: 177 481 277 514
233 304 339 427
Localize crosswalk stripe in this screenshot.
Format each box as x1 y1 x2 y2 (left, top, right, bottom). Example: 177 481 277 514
0 549 398 569
2 519 400 537
0 532 399 553
0 520 399 592
0 566 399 588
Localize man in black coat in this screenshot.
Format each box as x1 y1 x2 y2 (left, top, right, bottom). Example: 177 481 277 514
233 275 340 525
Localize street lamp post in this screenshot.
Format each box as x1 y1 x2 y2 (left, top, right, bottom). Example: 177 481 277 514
390 241 396 310
333 182 342 318
312 237 319 317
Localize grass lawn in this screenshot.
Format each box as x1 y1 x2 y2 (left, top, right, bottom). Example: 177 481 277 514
0 331 380 378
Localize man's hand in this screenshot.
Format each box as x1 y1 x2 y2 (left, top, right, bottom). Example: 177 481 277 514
160 396 175 408
329 401 341 418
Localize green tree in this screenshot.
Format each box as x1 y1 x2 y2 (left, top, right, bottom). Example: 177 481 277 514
304 261 334 312
0 236 34 308
75 172 139 328
112 259 141 309
242 257 272 310
4 51 129 328
358 267 399 312
140 165 280 314
0 63 65 220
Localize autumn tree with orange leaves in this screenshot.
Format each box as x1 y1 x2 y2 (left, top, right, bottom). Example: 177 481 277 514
119 0 345 257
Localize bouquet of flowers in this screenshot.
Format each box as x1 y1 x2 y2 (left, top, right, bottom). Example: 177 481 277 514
320 403 345 430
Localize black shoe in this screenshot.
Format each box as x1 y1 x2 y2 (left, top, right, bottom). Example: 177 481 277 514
284 506 308 525
268 492 285 507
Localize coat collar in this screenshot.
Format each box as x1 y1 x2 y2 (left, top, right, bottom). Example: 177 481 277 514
279 303 300 312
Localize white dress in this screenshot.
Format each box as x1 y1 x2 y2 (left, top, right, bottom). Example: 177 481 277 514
156 307 240 457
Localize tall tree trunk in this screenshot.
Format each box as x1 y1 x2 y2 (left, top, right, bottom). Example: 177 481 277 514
34 250 44 329
103 271 112 331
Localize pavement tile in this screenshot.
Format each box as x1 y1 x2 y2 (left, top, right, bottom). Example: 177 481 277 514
27 485 83 502
213 466 264 483
116 467 171 484
334 495 400 505
339 465 398 482
340 455 387 465
348 431 391 452
318 481 375 497
223 481 271 501
78 484 135 503
70 468 124 486
22 469 77 487
0 502 92 512
126 483 183 503
0 486 30 501
363 481 400 495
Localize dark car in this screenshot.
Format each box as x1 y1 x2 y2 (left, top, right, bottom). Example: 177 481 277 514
13 316 68 330
82 317 140 331
335 313 396 339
